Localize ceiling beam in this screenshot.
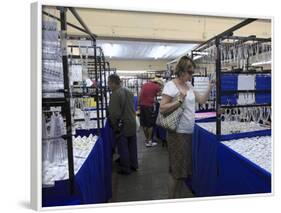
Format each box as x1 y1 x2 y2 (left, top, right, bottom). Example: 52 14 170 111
67 34 201 44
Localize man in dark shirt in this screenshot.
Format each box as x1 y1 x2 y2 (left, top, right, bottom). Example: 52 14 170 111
139 78 163 147
108 74 138 175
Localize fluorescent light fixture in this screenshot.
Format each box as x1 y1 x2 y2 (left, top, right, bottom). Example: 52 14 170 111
193 51 208 55
193 55 204 60
101 43 122 58
148 45 173 59
251 60 271 66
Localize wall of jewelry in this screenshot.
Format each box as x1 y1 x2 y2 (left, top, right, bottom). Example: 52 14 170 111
42 7 75 192
42 7 116 193
66 42 116 131
42 13 64 98
191 19 272 191
68 45 102 130
192 32 271 135
42 107 99 187
218 36 271 136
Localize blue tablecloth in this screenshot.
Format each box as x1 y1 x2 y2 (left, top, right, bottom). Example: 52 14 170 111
192 124 219 197
191 123 271 197
134 96 138 111
42 180 82 207
43 123 114 207
100 122 114 199
217 142 271 195
75 137 107 204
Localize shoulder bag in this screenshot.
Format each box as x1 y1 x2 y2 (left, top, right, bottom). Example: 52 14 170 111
156 81 184 132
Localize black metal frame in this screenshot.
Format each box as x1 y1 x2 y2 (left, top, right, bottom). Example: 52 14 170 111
191 18 271 136
68 45 112 127
42 6 115 194
42 7 75 194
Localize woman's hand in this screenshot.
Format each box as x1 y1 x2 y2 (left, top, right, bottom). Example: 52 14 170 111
195 79 216 104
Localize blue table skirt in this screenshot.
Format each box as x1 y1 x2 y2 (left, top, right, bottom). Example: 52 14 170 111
75 137 107 204
192 124 219 197
42 122 114 207
134 96 138 111
42 180 82 207
191 123 271 197
217 143 271 196
75 122 113 201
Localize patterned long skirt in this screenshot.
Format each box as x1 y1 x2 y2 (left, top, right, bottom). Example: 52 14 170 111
167 131 192 179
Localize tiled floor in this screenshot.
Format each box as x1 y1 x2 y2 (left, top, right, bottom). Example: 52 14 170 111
110 130 194 203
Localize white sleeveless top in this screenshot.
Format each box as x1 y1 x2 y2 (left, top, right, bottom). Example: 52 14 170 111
162 81 195 134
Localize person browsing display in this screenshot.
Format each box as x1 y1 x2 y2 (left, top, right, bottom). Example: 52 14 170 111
138 77 163 147
107 74 138 175
159 56 215 198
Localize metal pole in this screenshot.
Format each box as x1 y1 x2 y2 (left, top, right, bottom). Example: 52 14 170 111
103 62 108 109
98 55 105 128
100 54 108 115
43 11 89 35
105 62 111 109
94 45 100 130
68 7 97 41
136 77 139 97
58 7 75 194
194 18 257 52
215 37 221 136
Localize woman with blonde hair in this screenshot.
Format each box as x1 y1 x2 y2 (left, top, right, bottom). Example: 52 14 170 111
160 56 215 198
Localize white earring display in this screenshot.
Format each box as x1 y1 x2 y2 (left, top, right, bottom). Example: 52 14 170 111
222 136 271 173
42 134 98 187
197 120 270 135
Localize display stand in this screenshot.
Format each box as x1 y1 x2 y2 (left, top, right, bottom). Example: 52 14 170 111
42 6 116 198
191 18 271 136
189 18 272 196
42 7 76 194
67 46 114 128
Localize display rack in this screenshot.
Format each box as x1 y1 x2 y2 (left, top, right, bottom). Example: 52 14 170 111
121 70 165 97
42 7 76 194
42 6 115 194
67 45 114 128
191 18 271 135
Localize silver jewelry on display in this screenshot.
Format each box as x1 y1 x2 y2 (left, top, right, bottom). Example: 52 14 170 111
222 136 271 173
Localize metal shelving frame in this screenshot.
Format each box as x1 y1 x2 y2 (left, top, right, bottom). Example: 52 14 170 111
191 18 272 136
42 6 114 194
